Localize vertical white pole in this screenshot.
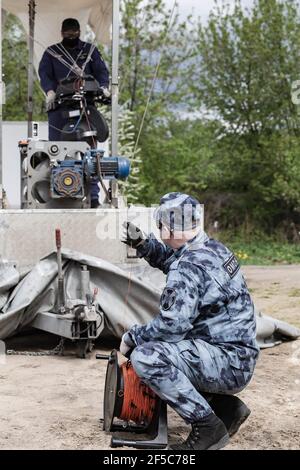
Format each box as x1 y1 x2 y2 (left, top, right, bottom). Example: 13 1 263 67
27 0 36 138
0 1 3 202
111 0 119 156
110 0 120 207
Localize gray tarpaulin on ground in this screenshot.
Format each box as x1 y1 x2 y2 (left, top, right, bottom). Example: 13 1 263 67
0 250 299 348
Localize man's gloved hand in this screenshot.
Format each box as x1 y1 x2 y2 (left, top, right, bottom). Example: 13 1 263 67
122 221 145 249
100 86 111 98
100 86 111 104
46 90 56 112
120 332 135 358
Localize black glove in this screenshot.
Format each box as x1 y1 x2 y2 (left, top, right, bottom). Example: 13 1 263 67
122 221 145 249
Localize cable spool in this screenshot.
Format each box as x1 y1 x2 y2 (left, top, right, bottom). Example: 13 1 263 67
103 350 158 431
102 350 168 449
119 362 156 425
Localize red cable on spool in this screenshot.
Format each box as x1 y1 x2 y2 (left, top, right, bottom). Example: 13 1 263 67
119 362 157 425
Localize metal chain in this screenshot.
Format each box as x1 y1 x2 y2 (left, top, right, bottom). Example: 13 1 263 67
6 338 65 357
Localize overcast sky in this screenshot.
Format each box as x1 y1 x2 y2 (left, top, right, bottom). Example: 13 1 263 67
165 0 255 22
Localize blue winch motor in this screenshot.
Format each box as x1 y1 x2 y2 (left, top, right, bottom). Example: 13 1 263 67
50 152 131 200
84 150 131 180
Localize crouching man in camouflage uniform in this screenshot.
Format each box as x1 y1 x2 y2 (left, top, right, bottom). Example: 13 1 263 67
121 193 259 450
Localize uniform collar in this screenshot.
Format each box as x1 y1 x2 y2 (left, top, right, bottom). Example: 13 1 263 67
76 39 85 51
185 230 209 251
60 39 85 51
175 230 208 254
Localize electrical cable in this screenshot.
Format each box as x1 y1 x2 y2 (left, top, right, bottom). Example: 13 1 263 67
48 110 84 134
119 361 157 424
82 99 111 203
119 0 178 335
133 0 178 155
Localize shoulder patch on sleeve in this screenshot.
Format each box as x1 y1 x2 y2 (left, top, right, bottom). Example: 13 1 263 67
223 254 240 278
161 288 177 311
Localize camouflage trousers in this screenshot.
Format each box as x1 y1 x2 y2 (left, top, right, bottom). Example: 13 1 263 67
130 339 255 423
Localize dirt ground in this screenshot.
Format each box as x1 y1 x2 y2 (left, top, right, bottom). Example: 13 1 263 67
0 265 299 450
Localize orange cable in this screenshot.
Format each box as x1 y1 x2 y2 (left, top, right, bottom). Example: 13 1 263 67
119 362 157 425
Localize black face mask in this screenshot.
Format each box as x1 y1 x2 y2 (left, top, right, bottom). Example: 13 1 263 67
62 36 80 48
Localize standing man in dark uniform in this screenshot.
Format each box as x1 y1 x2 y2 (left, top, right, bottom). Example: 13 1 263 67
38 18 110 207
38 18 110 141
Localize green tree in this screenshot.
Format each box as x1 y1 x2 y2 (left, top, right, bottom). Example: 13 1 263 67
119 0 192 124
138 117 219 205
3 13 44 121
192 0 300 232
116 0 193 201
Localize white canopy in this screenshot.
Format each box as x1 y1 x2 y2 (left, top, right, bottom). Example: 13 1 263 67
2 0 113 66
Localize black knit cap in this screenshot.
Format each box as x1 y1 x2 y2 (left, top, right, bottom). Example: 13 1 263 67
61 18 80 32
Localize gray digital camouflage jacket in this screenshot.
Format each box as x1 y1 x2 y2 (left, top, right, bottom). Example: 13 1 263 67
127 231 259 366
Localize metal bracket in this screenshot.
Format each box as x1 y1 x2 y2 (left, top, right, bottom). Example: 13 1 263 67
110 401 168 449
30 311 103 340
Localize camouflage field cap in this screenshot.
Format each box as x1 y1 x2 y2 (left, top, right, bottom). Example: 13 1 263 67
154 192 202 232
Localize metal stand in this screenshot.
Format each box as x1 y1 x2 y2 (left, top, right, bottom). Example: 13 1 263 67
111 401 168 449
29 230 104 358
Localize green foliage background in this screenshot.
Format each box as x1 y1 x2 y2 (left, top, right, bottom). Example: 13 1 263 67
3 0 300 251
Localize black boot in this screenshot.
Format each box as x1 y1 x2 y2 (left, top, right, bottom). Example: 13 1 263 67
209 395 250 437
171 412 229 450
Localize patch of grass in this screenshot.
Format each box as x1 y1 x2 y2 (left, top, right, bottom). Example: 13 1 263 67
230 242 300 265
288 289 300 297
248 288 257 293
213 232 300 265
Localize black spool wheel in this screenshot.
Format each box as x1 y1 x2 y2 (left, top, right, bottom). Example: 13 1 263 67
103 350 124 431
